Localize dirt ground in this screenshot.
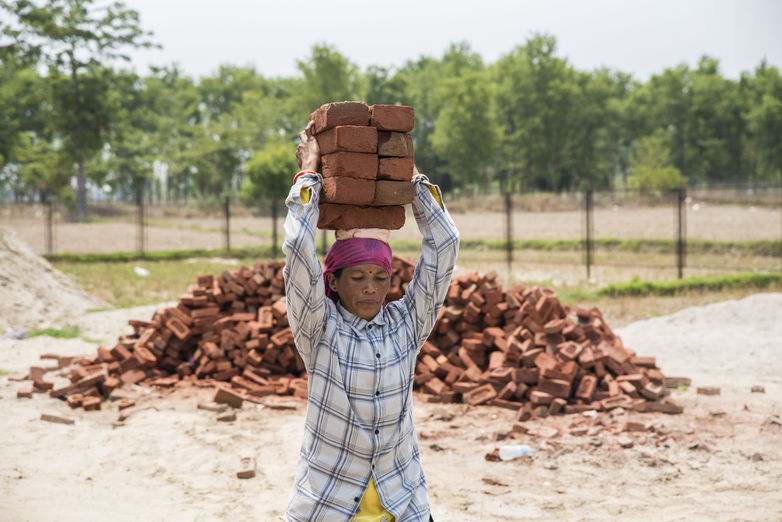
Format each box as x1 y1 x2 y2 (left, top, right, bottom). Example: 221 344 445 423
4 203 780 255
1 296 781 522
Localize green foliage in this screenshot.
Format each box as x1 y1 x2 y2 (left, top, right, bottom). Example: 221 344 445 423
0 29 780 203
628 130 686 190
597 272 782 297
242 142 298 200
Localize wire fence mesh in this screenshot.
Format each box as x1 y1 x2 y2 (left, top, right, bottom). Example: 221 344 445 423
1 183 780 280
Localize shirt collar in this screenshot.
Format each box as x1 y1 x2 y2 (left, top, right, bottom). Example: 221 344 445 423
337 301 386 334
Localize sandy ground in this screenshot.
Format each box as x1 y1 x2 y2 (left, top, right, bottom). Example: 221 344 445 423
1 296 781 521
3 204 780 255
0 227 109 332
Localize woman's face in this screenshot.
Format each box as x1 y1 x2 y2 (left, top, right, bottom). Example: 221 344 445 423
327 263 390 320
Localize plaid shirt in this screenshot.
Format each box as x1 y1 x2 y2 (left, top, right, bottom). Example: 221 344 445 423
282 173 459 522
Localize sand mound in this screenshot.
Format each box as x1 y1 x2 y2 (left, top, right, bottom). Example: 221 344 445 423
0 226 109 332
616 292 782 385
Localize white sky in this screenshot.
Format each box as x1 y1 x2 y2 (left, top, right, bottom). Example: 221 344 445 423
120 0 782 81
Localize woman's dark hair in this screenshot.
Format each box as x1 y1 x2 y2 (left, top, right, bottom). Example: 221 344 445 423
333 268 343 279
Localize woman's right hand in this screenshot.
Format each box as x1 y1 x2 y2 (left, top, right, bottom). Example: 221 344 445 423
296 121 320 173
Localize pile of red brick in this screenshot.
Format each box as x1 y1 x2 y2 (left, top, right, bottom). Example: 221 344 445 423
311 101 415 231
417 270 683 417
26 255 680 416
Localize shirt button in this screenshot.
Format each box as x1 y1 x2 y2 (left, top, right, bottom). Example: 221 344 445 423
375 429 379 435
375 391 380 396
376 353 380 358
354 496 360 502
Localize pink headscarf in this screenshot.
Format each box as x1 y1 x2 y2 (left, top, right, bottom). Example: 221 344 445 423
323 238 393 303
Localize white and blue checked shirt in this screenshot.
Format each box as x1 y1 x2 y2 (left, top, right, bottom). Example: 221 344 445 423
282 173 459 522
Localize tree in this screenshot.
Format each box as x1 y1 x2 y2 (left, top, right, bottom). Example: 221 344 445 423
243 141 298 256
742 61 782 182
493 34 586 192
294 45 360 125
1 0 156 218
429 44 498 190
627 130 685 191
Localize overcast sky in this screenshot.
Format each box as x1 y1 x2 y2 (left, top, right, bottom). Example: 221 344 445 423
120 0 782 81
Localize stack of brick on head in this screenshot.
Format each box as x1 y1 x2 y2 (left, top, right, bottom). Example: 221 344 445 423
309 101 416 231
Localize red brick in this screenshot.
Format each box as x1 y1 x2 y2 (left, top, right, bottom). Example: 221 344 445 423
317 203 405 230
377 157 414 181
322 152 378 180
369 105 414 132
120 368 147 385
463 383 498 406
101 376 121 394
50 371 107 398
165 317 191 341
118 399 136 410
321 177 375 205
110 343 132 361
237 456 257 479
310 101 369 134
377 131 414 157
549 397 567 415
82 396 101 411
134 346 157 368
530 390 554 405
371 180 415 206
17 388 33 398
490 398 521 410
316 125 377 155
66 394 84 408
641 382 664 400
622 421 646 432
213 386 244 408
575 375 597 401
534 351 560 372
33 380 54 391
538 378 571 398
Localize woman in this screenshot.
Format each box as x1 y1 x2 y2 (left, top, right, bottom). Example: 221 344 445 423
282 122 459 521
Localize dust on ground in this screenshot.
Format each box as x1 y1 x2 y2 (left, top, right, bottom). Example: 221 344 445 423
0 226 109 332
1 294 781 521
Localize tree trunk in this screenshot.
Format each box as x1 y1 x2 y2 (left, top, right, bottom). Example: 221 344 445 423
70 53 88 221
76 155 87 220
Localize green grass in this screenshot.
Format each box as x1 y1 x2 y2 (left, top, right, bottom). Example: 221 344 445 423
0 368 10 376
29 325 101 343
453 238 781 257
30 325 82 339
55 257 291 308
597 272 782 297
47 246 276 263
46 237 781 264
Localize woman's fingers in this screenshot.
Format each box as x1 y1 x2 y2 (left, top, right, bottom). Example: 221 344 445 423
304 121 314 141
298 130 307 143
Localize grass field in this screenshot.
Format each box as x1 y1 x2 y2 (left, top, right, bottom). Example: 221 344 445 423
54 254 782 329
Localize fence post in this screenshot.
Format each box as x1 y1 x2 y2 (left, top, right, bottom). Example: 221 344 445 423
225 195 231 256
137 184 145 259
45 196 53 258
584 189 594 279
677 187 686 279
504 190 513 276
271 198 278 259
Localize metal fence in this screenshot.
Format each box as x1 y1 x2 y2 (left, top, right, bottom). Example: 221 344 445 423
1 183 780 280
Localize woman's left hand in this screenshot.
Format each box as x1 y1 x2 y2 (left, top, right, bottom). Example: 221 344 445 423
296 121 321 172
